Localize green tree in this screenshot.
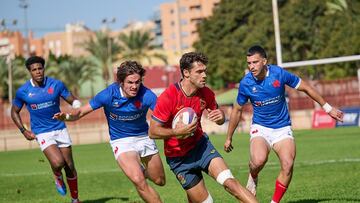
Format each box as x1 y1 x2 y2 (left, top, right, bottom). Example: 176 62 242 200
83 31 122 86
118 30 167 65
194 0 359 89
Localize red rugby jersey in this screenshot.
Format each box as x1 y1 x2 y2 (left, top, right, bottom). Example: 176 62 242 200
152 82 218 157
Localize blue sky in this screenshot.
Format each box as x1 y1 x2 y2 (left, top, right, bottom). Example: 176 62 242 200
0 0 170 38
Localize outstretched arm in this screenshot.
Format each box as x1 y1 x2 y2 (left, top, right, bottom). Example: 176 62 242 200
297 80 343 122
53 103 94 121
11 105 36 140
224 103 244 153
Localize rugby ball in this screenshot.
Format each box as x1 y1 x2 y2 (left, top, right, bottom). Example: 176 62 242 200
172 107 198 129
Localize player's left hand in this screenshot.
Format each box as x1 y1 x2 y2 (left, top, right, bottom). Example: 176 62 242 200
328 107 344 122
53 112 67 121
224 138 233 153
207 108 225 124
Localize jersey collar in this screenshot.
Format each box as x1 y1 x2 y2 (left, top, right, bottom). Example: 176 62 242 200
30 77 47 87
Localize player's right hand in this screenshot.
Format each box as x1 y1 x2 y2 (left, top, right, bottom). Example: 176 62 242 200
23 130 36 141
224 138 233 153
173 117 197 139
53 112 66 121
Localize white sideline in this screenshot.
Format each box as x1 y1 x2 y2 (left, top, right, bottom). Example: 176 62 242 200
1 158 360 177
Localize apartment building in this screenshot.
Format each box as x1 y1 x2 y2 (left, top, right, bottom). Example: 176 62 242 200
0 31 44 57
159 0 220 52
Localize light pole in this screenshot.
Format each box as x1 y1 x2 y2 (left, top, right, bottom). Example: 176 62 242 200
19 0 30 57
102 17 116 82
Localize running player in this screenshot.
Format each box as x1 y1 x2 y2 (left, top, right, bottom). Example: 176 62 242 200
224 45 344 203
11 56 81 203
149 52 258 203
54 60 165 203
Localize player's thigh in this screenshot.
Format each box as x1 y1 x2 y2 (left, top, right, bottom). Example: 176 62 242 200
186 179 209 203
43 144 65 167
273 138 296 165
207 157 229 179
142 153 165 179
250 137 271 162
117 151 145 183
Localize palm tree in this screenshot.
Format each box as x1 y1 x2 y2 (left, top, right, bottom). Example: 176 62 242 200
118 30 167 65
83 31 122 86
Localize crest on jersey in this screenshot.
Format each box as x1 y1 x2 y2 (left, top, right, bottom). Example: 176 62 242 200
28 92 35 97
200 99 206 110
30 104 37 110
47 87 54 94
112 101 120 107
134 100 142 109
177 173 186 185
272 80 280 88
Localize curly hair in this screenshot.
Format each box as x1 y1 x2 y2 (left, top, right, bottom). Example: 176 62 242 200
179 52 208 77
116 60 146 83
25 56 45 70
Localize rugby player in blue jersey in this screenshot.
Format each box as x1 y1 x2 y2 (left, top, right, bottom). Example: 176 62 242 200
11 56 82 203
224 45 344 203
54 60 165 203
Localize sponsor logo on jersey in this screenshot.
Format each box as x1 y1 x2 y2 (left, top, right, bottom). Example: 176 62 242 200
200 99 206 110
109 111 144 121
112 101 120 107
272 80 281 88
30 101 56 110
254 95 282 107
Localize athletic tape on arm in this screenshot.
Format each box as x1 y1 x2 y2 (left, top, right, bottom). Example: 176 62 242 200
72 100 81 109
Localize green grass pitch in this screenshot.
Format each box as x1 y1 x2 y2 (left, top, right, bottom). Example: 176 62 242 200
0 127 359 202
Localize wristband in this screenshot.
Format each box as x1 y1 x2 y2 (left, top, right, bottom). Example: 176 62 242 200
322 102 332 113
72 100 81 109
19 127 26 133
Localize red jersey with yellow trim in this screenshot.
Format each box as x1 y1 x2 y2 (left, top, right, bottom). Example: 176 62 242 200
152 82 218 157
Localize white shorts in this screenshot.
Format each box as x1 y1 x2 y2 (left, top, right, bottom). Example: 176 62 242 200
250 124 293 148
35 128 72 151
110 135 159 160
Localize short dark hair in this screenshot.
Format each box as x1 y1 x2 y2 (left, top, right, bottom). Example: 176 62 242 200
116 60 146 82
247 45 267 59
25 56 45 70
179 52 208 77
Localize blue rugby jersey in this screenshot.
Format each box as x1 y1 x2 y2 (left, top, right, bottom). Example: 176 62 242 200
237 65 301 128
89 83 157 141
13 77 70 134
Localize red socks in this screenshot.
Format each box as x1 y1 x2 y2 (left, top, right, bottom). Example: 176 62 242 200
272 179 287 203
66 176 79 199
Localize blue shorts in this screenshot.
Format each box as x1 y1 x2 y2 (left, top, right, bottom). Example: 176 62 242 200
166 135 222 190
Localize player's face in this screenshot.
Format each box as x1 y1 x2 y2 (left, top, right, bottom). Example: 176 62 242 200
186 62 207 88
247 53 267 79
29 63 45 84
121 73 142 98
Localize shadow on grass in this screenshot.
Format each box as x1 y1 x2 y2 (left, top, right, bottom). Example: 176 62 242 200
288 198 360 203
82 197 138 203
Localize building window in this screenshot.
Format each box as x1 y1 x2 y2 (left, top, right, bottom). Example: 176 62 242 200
190 5 201 11
170 9 174 14
180 7 187 12
191 18 203 24
171 33 176 39
181 32 189 37
181 44 189 49
171 21 175 26
180 19 188 25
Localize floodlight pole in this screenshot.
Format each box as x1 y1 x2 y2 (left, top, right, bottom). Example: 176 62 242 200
272 0 283 66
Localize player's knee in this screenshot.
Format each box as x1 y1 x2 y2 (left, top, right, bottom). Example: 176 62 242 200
281 159 294 174
51 159 65 171
153 175 166 186
250 157 267 169
202 192 213 203
216 169 234 185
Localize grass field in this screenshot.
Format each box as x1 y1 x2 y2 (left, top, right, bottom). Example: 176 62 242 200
1 127 359 203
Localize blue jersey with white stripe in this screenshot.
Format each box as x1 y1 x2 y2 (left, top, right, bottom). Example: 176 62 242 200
89 83 157 141
13 77 70 134
237 65 301 128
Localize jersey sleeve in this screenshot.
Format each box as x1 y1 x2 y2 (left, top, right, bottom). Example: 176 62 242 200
236 82 248 105
281 68 301 89
89 88 109 110
204 88 218 110
13 89 25 108
152 91 173 124
58 80 71 99
146 90 158 111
